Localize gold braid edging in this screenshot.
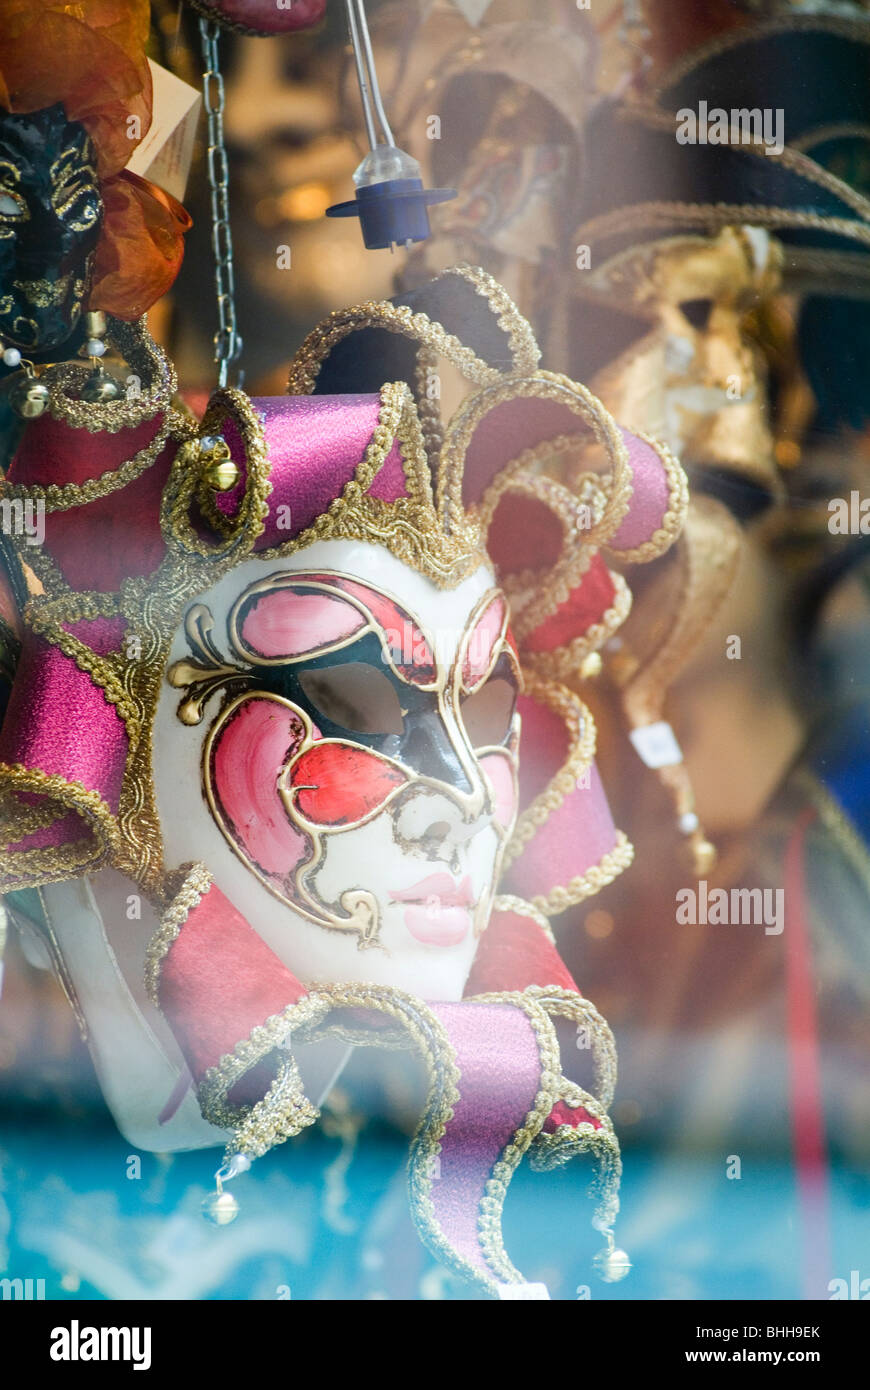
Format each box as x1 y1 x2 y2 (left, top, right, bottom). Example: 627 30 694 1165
515 986 621 1232
45 317 177 432
450 262 542 375
285 263 540 398
161 389 270 560
505 675 597 868
259 381 485 589
439 371 634 545
483 461 606 599
415 342 446 463
0 417 175 513
0 765 122 890
492 893 556 943
526 833 635 918
198 993 333 1143
0 791 65 840
605 432 689 565
473 449 608 634
197 978 590 1295
144 860 214 1005
523 985 618 1110
530 1121 622 1233
463 991 571 1286
25 596 143 737
521 569 633 673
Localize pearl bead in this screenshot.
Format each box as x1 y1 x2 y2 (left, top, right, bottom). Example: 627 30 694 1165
679 812 699 834
593 1245 632 1282
2 347 22 367
86 338 107 357
201 1190 240 1225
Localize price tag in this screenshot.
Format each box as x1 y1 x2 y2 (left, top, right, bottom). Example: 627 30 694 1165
127 61 201 202
629 720 683 769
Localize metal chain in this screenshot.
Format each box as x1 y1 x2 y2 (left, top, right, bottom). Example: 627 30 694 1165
199 17 242 388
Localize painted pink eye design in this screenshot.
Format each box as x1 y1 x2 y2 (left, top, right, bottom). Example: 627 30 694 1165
176 572 519 932
460 592 507 693
284 741 407 828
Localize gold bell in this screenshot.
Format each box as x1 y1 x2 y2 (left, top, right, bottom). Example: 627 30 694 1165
198 434 239 491
9 371 50 419
203 456 240 492
80 367 122 403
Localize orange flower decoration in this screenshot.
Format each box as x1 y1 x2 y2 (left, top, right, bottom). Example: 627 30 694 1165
0 0 191 320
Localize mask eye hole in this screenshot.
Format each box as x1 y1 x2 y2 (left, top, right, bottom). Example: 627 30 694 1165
460 676 517 748
298 662 405 736
0 189 27 220
679 298 714 331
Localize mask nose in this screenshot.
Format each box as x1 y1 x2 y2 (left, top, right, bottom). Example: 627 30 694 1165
392 784 494 860
398 710 476 796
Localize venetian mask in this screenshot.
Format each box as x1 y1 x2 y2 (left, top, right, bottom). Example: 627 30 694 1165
581 227 782 498
0 103 102 352
155 542 519 1001
0 276 689 1291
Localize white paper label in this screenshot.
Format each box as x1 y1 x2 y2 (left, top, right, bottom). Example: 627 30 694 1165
629 720 683 769
450 0 495 24
126 60 201 202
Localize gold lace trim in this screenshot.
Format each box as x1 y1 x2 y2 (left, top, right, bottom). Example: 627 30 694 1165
492 893 556 943
285 263 540 401
606 431 689 565
161 387 270 560
465 988 621 1272
527 833 635 917
259 380 485 589
146 870 621 1291
505 674 597 868
44 317 177 432
1 416 177 513
144 860 213 1005
504 674 634 913
522 570 632 677
25 593 143 735
0 764 121 890
439 371 635 546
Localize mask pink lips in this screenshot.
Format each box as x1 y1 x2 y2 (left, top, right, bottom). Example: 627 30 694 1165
389 873 474 947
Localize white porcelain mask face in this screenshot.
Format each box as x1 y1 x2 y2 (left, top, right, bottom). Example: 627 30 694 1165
154 541 520 1000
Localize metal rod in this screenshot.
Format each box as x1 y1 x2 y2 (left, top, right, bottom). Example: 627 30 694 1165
345 0 378 151
351 0 395 148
